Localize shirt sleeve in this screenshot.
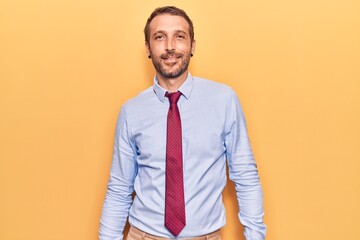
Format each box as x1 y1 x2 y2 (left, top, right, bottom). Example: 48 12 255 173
224 91 267 240
99 107 138 240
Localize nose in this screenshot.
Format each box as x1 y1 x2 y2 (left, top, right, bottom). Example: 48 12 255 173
165 36 175 51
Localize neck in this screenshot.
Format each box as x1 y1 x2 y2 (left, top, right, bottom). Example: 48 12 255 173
157 71 188 92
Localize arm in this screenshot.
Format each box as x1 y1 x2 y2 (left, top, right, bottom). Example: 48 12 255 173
99 107 138 240
224 91 266 240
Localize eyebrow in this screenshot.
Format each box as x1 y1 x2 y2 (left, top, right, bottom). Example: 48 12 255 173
152 30 188 36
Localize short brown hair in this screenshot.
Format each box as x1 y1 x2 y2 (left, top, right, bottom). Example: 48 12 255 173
144 6 194 44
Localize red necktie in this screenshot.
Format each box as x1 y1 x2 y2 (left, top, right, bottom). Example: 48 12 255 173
164 91 186 236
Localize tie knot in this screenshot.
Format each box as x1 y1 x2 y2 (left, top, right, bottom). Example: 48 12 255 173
166 91 182 104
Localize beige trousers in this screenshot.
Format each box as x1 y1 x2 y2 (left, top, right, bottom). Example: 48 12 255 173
126 226 222 240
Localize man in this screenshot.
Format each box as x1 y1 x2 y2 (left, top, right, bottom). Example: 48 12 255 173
100 6 266 240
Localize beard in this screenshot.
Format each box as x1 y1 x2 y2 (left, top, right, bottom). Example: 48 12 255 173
150 50 191 79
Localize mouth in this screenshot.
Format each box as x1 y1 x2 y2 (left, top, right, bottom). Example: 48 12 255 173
161 53 182 64
162 57 180 64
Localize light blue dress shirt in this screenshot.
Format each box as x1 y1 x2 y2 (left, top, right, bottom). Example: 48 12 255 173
99 73 266 240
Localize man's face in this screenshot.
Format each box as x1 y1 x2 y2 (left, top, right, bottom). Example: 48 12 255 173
146 14 195 80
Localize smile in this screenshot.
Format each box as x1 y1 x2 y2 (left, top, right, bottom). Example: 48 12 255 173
162 56 180 64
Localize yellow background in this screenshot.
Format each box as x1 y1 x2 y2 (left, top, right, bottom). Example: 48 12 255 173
1 0 359 239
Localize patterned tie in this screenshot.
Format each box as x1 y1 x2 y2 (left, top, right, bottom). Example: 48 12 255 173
164 91 186 236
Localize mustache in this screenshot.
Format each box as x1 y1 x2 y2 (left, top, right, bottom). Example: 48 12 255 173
161 50 183 59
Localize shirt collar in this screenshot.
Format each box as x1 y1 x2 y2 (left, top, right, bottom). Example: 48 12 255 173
153 73 194 102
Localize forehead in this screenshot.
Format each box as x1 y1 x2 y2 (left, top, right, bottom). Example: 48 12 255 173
149 14 190 35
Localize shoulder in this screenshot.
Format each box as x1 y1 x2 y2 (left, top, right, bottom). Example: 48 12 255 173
192 76 237 98
121 86 154 110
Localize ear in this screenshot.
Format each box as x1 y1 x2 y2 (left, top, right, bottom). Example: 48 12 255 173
191 39 196 56
145 42 150 57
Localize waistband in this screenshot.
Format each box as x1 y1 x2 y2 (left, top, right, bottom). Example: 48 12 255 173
128 226 221 240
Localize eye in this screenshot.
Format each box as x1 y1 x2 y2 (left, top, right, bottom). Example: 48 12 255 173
154 35 165 40
176 34 185 39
